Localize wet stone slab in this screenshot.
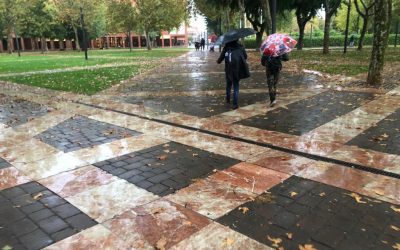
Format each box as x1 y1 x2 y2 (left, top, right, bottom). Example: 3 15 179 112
217 176 400 250
121 72 313 93
34 115 141 153
120 93 267 118
236 90 376 135
0 95 48 128
0 182 97 250
93 142 240 196
346 108 400 155
0 157 11 170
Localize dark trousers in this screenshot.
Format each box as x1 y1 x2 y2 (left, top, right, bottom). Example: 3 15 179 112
226 79 239 107
267 68 280 103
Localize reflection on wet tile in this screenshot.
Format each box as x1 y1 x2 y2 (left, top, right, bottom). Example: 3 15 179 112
296 162 400 205
208 163 290 194
170 222 272 250
39 165 117 198
66 179 158 222
0 167 31 191
104 199 210 249
68 135 168 165
166 177 256 219
330 145 398 172
249 150 314 175
12 152 87 180
43 224 132 250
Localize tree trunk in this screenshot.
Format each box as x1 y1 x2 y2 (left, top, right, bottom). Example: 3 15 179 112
357 16 369 51
59 39 64 50
129 31 133 52
7 30 13 54
34 38 39 51
367 0 392 85
256 31 264 49
41 37 48 54
297 19 307 50
72 25 81 51
261 0 272 35
344 0 351 53
145 30 151 50
323 10 332 54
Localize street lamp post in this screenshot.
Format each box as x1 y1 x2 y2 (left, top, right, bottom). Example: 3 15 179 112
80 7 88 60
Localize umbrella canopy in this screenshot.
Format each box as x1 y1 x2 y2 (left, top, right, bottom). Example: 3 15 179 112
261 33 297 57
215 28 256 45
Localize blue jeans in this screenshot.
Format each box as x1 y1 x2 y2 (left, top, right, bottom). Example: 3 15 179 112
226 80 239 107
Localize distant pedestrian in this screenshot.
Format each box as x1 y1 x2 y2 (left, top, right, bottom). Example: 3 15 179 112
349 35 355 47
261 49 289 107
217 40 250 109
200 38 205 51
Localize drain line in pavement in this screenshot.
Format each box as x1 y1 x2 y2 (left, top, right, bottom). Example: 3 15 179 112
77 101 400 180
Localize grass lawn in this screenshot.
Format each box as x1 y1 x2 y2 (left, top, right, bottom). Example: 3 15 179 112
290 48 400 76
0 48 188 94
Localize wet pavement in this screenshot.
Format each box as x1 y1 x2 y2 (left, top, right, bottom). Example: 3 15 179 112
0 51 399 250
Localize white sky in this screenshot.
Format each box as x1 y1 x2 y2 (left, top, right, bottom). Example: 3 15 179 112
189 14 207 33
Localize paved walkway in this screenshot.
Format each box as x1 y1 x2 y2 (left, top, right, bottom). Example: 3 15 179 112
0 51 399 250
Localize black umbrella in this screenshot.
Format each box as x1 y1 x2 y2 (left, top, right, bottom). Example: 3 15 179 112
215 28 256 45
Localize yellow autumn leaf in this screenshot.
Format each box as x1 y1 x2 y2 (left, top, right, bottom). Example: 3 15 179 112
290 192 298 197
222 238 235 246
286 233 293 239
319 192 326 197
299 244 317 250
391 225 400 231
239 207 249 214
348 193 367 204
156 237 167 250
33 192 43 200
391 205 400 213
267 235 282 247
393 243 400 250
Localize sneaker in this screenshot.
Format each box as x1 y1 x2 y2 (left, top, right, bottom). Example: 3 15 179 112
232 105 239 110
270 100 277 107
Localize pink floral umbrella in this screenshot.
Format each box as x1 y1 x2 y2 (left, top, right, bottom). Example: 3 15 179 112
260 34 297 57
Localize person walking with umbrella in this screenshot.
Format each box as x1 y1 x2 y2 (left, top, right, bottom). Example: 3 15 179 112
260 34 297 107
216 28 254 109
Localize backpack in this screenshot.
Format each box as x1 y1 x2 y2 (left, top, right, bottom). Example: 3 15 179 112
224 49 233 63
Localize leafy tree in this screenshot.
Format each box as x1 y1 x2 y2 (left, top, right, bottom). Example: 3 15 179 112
50 0 98 51
292 0 324 50
354 0 374 50
334 1 363 32
367 0 392 85
245 0 267 48
106 0 137 51
322 0 342 54
136 0 187 50
20 0 54 52
0 0 24 53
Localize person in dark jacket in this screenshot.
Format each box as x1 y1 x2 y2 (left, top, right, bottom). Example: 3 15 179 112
261 50 289 107
217 40 249 109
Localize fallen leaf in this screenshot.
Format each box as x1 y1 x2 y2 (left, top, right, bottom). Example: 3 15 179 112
163 149 170 153
374 190 385 196
2 245 12 250
192 153 198 157
348 193 367 204
286 233 293 239
391 205 400 213
299 244 317 250
393 243 400 250
222 238 235 246
382 133 389 138
33 192 43 200
319 192 326 197
156 237 167 250
170 150 178 154
290 192 298 197
391 225 400 231
163 144 169 148
267 235 282 247
238 207 249 214
157 155 168 161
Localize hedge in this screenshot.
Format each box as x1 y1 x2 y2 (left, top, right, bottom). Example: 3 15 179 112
244 34 399 48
